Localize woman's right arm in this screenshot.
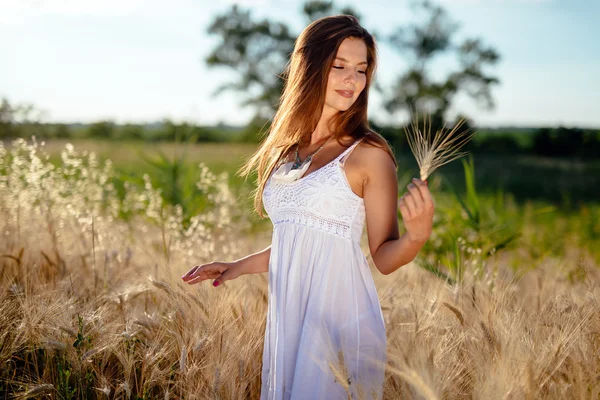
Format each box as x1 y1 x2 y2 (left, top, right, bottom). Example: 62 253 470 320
182 245 271 286
236 245 271 275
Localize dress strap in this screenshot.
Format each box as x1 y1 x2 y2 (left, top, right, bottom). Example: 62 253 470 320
336 137 365 166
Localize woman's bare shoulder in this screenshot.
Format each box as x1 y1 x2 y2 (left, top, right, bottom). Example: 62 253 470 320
353 139 397 183
355 138 395 165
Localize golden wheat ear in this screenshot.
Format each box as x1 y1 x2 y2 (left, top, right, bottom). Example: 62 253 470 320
404 114 477 181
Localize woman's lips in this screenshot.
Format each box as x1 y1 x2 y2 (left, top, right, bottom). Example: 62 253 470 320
336 90 354 98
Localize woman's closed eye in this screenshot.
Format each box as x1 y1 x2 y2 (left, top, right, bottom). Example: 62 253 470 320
333 66 366 74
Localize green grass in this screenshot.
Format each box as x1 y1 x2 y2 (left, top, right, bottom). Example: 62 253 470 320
37 138 254 176
10 138 599 214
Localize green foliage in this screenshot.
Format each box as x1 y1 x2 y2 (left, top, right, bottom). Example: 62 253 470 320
0 313 96 399
136 142 206 221
0 98 14 138
124 134 244 230
467 134 523 154
0 97 48 138
303 0 362 20
117 123 145 140
236 115 272 143
532 126 600 158
415 155 521 284
52 123 73 139
88 120 116 139
54 315 96 400
73 314 92 355
456 156 481 229
56 353 77 399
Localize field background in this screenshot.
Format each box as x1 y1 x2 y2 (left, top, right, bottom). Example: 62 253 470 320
1 136 599 399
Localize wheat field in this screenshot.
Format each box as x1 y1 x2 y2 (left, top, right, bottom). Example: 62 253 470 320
1 138 598 399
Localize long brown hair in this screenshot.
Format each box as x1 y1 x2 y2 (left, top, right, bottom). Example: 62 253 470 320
237 14 397 217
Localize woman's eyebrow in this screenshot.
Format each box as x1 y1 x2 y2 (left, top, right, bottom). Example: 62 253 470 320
335 57 368 66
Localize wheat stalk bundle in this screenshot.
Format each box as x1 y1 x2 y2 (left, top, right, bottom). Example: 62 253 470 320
404 114 476 181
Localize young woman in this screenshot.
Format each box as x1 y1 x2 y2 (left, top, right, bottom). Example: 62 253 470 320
182 15 434 400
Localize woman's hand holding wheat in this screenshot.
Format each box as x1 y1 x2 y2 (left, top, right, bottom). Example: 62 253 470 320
398 178 434 244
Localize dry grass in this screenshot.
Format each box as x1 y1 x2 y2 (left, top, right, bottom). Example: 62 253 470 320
1 139 599 399
404 115 476 181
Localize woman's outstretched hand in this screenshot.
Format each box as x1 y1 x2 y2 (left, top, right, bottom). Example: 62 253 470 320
181 261 242 287
398 178 434 244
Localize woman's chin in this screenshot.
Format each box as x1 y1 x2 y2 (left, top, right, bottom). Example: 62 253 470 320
334 102 355 112
323 101 355 115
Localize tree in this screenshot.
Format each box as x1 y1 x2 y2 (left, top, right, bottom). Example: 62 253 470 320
204 1 360 121
0 97 49 138
118 123 145 140
204 0 499 137
384 1 500 129
87 120 116 139
0 98 14 138
52 123 72 139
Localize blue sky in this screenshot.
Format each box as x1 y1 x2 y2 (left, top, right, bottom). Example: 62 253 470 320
1 0 599 128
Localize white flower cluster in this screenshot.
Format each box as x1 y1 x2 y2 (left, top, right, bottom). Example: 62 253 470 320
0 138 249 274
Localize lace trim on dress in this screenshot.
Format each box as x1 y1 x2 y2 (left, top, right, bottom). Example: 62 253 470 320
264 138 366 241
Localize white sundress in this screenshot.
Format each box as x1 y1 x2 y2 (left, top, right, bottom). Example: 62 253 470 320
260 138 387 400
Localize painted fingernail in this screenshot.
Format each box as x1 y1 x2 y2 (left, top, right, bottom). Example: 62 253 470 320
213 281 219 287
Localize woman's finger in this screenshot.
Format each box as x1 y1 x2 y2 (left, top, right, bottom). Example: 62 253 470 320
183 263 221 282
182 266 203 283
181 265 200 280
412 178 434 209
212 269 235 287
398 196 412 219
407 181 424 205
183 265 205 281
185 270 221 285
403 192 418 217
398 199 411 220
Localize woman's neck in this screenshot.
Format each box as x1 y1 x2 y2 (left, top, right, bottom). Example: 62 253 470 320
309 115 336 145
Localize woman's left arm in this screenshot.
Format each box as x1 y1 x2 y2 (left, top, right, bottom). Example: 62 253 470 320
361 146 435 275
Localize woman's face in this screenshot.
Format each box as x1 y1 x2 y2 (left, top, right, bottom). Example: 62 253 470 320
323 37 368 117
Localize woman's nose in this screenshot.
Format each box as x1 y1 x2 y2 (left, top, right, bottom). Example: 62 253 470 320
344 70 358 83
